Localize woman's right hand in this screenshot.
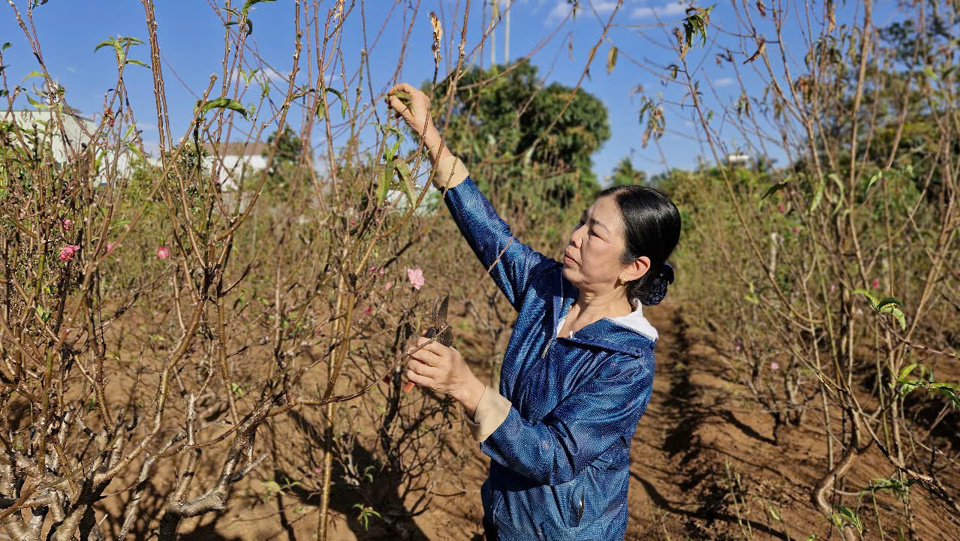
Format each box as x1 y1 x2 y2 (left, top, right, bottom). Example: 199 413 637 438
386 83 433 139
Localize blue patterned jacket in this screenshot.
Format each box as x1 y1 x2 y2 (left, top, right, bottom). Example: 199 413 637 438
444 178 657 540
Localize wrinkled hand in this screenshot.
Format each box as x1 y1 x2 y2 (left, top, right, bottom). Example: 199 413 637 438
386 83 433 138
405 335 484 417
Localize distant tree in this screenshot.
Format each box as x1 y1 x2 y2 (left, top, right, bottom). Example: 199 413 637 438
264 125 308 188
430 61 610 202
608 157 647 187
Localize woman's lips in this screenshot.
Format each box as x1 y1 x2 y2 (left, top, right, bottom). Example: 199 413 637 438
563 253 577 265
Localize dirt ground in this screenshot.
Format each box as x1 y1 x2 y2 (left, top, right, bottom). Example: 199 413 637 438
148 302 959 541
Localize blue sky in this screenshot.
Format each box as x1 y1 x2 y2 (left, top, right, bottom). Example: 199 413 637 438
0 0 899 182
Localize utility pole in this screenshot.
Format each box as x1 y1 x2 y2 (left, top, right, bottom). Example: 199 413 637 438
504 1 510 64
490 0 498 67
480 0 486 69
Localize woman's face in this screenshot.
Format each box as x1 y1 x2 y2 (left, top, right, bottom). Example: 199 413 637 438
562 195 638 293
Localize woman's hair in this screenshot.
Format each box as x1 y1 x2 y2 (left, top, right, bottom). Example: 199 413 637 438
598 184 681 305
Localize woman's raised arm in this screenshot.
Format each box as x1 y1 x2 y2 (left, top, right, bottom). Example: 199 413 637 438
386 83 465 190
386 84 555 310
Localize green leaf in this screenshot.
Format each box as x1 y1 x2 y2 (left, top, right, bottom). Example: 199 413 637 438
125 59 149 69
94 39 115 53
885 306 906 330
930 386 960 409
242 0 276 16
852 289 879 309
25 93 45 109
396 161 415 206
2 42 11 52
831 505 863 533
317 88 347 120
198 97 250 119
897 362 922 382
828 173 844 214
876 297 902 310
326 87 347 118
809 178 824 212
377 163 392 207
761 181 789 200
863 170 881 196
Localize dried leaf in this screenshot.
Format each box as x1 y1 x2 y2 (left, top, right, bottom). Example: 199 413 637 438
606 46 618 74
429 12 443 68
744 40 766 64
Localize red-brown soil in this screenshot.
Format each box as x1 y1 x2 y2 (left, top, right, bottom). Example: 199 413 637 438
98 302 958 540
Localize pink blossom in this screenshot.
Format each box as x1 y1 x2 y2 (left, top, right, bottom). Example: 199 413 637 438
62 218 73 231
59 244 80 262
156 246 170 260
407 268 425 290
770 361 780 371
384 281 393 291
105 242 116 255
829 283 836 293
368 266 379 274
363 306 373 315
379 267 386 276
871 278 880 290
777 202 786 214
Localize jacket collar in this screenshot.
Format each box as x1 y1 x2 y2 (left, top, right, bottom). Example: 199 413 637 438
554 277 657 356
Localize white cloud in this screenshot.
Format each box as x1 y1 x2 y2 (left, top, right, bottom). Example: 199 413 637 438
230 66 289 88
546 1 574 21
592 1 620 14
631 1 688 19
546 0 619 22
714 77 735 87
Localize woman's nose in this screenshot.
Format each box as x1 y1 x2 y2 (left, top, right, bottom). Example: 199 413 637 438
569 226 584 247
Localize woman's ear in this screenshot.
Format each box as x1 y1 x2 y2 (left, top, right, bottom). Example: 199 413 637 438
621 256 651 284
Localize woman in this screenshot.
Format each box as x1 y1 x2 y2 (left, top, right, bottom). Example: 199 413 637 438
387 83 680 540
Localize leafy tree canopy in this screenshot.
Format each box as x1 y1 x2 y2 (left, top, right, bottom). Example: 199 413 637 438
429 61 610 202
608 157 648 187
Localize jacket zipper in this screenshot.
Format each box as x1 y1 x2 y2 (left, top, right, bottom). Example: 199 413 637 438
541 337 554 359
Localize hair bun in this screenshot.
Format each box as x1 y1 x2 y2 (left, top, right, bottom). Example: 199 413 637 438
639 262 674 306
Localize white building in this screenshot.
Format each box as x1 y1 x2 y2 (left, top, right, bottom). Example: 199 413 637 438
726 153 751 168
1 109 135 185
200 142 271 191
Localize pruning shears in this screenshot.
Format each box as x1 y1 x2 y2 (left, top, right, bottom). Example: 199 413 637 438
404 295 453 392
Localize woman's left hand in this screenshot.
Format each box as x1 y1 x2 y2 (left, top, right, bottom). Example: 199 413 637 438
406 336 485 418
